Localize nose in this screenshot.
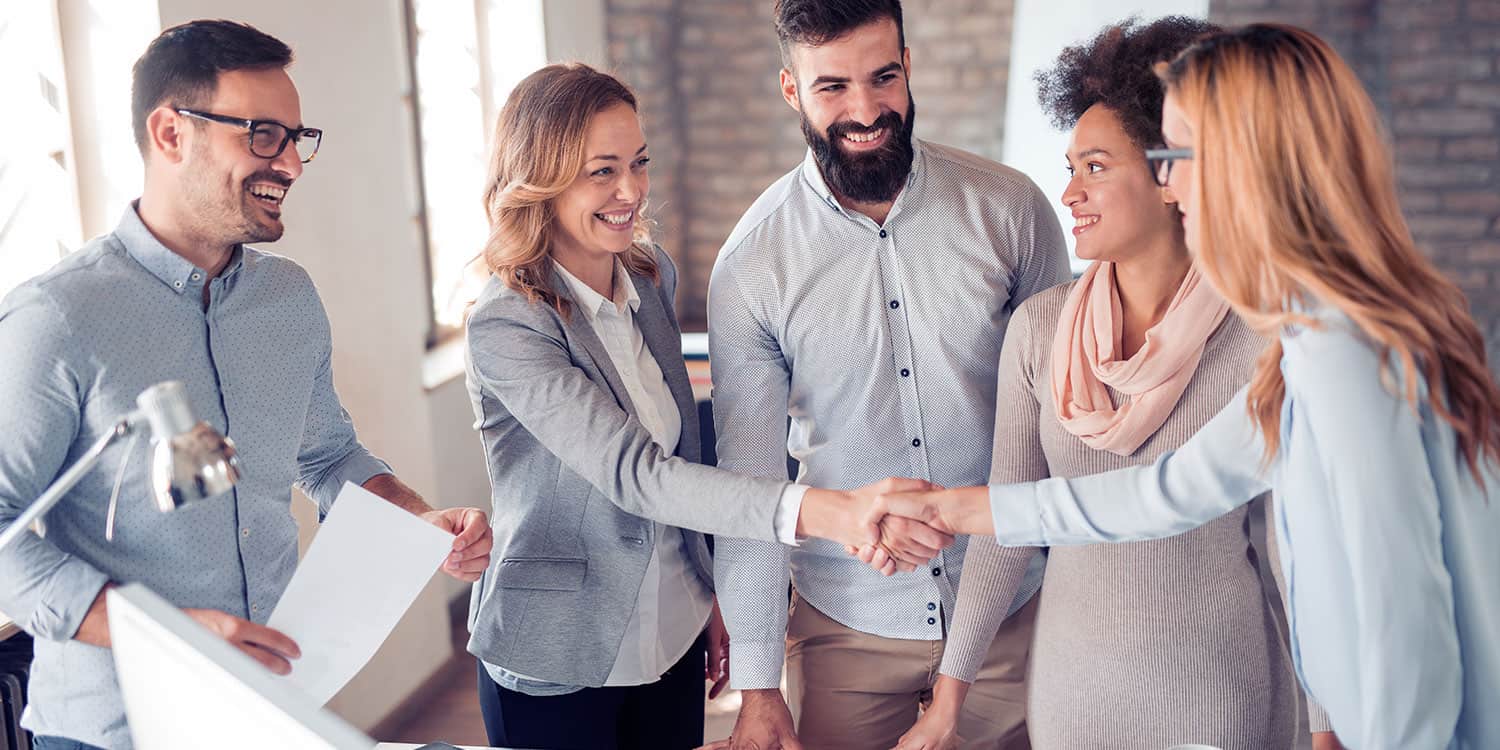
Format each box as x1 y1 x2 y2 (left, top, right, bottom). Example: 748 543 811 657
616 169 646 205
848 86 881 128
270 140 303 181
1061 171 1084 208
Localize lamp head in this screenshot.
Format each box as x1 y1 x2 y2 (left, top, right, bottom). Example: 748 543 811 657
136 382 242 511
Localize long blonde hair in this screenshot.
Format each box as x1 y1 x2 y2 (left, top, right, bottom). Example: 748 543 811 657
1162 24 1500 481
481 63 657 317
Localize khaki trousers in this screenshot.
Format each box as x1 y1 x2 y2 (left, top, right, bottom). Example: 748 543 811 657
785 591 1038 750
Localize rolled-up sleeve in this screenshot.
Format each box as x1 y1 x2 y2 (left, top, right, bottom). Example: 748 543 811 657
0 287 111 641
293 327 392 516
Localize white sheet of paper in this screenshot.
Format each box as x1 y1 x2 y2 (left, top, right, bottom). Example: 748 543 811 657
268 481 454 705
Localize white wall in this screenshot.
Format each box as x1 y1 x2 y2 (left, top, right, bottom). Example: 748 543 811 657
1002 0 1210 272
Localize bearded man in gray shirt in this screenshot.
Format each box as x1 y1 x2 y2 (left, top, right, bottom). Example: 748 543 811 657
707 2 1069 749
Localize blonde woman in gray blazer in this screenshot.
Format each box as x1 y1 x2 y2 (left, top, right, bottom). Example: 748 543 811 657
463 64 948 750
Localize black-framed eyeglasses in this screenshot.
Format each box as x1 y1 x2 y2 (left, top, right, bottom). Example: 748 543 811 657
1145 148 1192 186
175 109 323 163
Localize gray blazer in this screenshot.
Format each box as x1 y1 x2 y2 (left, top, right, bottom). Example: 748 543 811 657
462 246 788 686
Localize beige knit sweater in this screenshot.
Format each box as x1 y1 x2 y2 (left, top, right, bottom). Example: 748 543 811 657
939 282 1314 749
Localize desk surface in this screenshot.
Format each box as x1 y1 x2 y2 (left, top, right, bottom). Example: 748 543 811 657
374 745 509 750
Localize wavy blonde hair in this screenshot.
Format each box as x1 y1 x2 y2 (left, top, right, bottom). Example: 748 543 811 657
1162 24 1500 482
481 63 656 317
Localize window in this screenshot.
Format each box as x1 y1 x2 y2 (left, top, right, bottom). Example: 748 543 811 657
406 0 547 341
0 2 82 299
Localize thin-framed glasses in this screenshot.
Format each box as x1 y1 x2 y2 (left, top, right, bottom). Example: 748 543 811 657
1145 147 1192 186
175 108 323 163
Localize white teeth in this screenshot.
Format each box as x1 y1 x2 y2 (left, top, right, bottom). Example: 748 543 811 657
844 129 883 143
249 184 286 201
1074 216 1099 228
597 210 632 226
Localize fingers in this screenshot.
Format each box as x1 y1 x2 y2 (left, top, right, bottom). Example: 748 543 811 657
235 620 302 662
451 508 490 550
708 670 730 700
875 477 937 493
696 740 733 750
189 609 300 676
898 518 956 552
236 641 294 675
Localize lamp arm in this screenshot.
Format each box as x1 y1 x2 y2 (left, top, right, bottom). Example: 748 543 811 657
0 411 145 555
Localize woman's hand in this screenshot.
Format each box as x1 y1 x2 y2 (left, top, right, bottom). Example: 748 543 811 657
892 675 969 749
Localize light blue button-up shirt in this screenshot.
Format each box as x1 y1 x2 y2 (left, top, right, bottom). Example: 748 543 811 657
710 140 1069 689
0 205 391 749
989 306 1499 749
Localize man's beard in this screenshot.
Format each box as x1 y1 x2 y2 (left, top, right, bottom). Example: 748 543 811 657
801 94 916 204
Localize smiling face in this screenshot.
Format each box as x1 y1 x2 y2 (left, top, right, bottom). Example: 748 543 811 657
1062 103 1181 263
782 17 915 204
1160 91 1199 255
175 67 305 246
549 102 650 267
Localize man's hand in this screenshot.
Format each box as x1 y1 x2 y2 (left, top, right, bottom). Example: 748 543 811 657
185 608 300 675
707 688 801 750
706 599 731 700
844 514 954 575
420 507 493 582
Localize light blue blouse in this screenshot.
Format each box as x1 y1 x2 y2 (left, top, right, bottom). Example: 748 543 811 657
989 307 1498 749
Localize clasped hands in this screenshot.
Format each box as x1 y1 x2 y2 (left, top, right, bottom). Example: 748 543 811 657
802 478 958 576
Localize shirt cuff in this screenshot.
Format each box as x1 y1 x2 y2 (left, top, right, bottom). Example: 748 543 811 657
33 557 111 642
990 482 1047 547
772 484 808 546
727 639 788 690
313 453 394 516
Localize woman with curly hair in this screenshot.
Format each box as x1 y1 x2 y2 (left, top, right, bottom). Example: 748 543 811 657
880 22 1500 749
892 17 1306 749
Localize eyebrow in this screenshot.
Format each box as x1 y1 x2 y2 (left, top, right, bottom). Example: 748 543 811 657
1069 148 1112 160
810 61 904 87
587 144 649 162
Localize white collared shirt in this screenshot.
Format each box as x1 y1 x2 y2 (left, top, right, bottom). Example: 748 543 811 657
554 259 714 685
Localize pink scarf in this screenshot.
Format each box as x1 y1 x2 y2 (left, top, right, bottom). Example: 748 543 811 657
1050 261 1231 456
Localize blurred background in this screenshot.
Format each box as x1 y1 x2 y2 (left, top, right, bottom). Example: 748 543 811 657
1 0 1496 743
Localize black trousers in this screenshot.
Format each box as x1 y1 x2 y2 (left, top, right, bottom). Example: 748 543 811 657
476 633 706 750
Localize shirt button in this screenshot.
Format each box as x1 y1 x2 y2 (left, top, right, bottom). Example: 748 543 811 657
900 368 910 377
931 567 942 577
241 528 250 538
927 616 937 625
889 300 900 309
879 229 888 238
911 438 922 447
173 280 183 288
251 604 259 613
191 272 202 281
927 602 936 611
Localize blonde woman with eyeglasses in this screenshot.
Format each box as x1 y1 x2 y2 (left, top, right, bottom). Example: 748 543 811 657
861 24 1500 749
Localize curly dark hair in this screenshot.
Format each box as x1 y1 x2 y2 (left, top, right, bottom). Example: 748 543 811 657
1036 16 1220 149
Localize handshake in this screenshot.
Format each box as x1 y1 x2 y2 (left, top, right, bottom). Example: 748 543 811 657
797 478 983 577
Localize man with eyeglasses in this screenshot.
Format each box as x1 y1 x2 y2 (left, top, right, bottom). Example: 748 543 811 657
0 20 492 750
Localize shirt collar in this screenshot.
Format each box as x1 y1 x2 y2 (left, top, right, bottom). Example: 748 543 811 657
117 201 244 295
799 138 927 218
554 258 639 322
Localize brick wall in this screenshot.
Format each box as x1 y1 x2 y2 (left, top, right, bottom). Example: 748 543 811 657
1212 0 1500 362
605 0 1014 329
606 1 1498 354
